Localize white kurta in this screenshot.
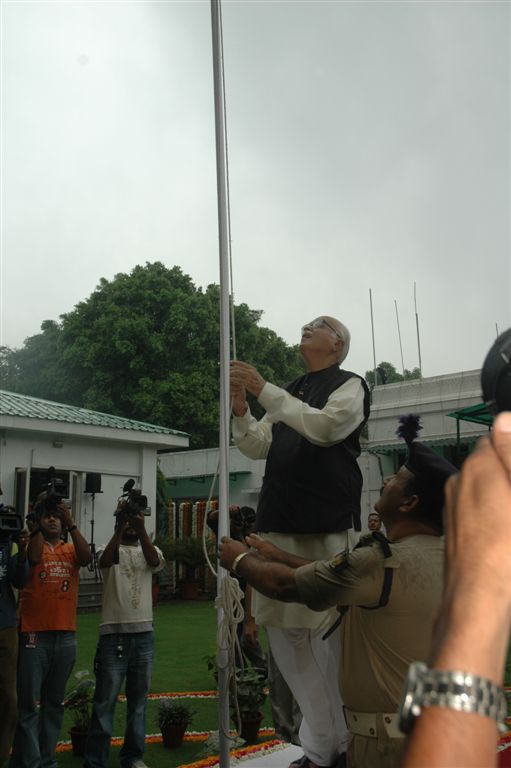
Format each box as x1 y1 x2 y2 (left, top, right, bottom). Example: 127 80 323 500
232 375 365 629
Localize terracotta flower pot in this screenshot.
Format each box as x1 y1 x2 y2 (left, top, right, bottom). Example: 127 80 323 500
239 711 263 744
161 722 187 748
69 725 89 756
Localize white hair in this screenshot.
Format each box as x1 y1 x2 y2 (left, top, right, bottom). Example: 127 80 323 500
336 321 351 364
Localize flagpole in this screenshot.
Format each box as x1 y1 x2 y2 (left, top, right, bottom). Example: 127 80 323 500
210 1 232 764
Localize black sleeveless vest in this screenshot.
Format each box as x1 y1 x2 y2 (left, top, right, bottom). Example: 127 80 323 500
255 364 370 534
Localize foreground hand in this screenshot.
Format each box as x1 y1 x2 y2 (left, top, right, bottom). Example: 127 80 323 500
219 536 248 571
230 361 266 398
443 412 511 602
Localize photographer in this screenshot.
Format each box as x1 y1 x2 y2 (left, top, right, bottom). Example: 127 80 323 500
9 497 91 768
0 509 29 768
83 493 164 768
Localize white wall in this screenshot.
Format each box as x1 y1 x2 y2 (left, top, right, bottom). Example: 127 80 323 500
0 429 159 564
160 370 489 540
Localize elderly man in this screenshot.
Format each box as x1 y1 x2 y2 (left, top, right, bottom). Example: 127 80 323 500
230 316 370 768
220 436 457 768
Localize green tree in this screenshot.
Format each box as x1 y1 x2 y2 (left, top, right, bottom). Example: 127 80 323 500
403 367 422 380
365 361 421 388
0 346 21 391
5 263 303 448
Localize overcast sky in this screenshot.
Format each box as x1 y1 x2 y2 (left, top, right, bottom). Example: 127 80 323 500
1 0 509 381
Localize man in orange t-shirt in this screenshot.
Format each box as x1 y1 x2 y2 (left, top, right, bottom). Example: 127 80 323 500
9 502 91 768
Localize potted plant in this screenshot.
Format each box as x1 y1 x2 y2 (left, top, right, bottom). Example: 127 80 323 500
64 670 95 756
157 536 214 599
231 666 267 744
203 652 219 685
156 699 196 749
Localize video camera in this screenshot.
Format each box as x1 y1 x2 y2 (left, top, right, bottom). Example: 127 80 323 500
34 466 68 519
115 479 150 518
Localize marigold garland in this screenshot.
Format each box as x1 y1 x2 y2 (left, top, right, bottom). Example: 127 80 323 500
56 685 511 762
57 728 276 753
183 739 287 768
120 691 218 701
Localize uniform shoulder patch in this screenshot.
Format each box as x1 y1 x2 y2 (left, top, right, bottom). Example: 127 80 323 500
327 548 350 573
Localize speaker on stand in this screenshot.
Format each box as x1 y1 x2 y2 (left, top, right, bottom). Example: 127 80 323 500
84 473 103 581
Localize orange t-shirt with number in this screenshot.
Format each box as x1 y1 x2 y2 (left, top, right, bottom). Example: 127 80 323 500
20 541 80 632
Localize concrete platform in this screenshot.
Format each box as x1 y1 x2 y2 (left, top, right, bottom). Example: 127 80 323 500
235 743 302 766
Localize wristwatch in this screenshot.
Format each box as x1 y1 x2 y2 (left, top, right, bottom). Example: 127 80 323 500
398 661 509 735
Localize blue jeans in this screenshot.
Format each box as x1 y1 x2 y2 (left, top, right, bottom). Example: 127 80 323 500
9 631 77 768
84 632 154 768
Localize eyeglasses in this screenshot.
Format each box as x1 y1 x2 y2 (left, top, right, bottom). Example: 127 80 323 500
301 318 344 341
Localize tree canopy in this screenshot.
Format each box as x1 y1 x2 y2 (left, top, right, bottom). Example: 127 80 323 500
1 263 304 448
365 361 422 388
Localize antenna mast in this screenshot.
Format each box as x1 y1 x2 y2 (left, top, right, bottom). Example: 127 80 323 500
414 282 422 375
394 299 405 375
369 288 378 385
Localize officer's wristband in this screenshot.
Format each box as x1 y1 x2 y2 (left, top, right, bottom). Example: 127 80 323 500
68 525 77 533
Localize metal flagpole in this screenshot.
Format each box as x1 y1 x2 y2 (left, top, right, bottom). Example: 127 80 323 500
210 1 232 765
369 288 378 385
394 299 405 376
414 282 422 375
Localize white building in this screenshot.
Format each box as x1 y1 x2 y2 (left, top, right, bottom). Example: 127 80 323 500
362 368 490 520
160 369 490 534
0 389 189 573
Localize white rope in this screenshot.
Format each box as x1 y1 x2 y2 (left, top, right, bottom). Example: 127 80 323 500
215 572 246 734
200 452 250 740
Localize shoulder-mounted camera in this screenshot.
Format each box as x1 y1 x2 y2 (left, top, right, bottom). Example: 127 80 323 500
115 479 150 517
34 466 68 520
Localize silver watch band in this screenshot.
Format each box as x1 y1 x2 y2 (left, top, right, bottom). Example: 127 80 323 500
417 666 508 733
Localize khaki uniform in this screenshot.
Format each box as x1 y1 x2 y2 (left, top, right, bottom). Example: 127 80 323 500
295 534 444 768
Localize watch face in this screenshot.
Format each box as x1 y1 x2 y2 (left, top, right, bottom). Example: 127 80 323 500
398 661 427 735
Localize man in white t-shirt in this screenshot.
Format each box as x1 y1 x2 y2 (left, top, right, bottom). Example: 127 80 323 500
83 505 164 768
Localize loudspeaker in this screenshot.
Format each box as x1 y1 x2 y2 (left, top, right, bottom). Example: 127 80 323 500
85 473 102 494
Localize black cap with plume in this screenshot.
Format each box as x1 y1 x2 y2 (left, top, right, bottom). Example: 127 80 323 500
396 414 458 529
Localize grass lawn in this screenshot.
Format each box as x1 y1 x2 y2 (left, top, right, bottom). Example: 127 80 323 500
52 600 511 767
59 600 273 768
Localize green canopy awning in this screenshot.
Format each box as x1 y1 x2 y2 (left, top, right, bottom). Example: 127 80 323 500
447 402 493 427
